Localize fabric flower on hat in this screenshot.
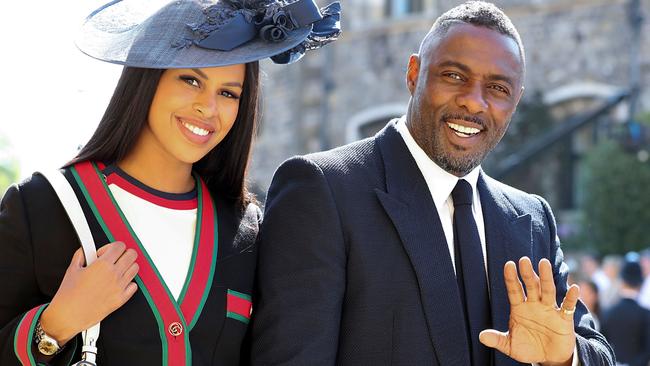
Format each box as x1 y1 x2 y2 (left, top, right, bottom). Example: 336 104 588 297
258 9 297 42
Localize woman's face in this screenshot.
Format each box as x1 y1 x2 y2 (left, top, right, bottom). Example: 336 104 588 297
145 64 246 165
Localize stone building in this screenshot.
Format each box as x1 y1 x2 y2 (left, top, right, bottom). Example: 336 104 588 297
250 0 650 222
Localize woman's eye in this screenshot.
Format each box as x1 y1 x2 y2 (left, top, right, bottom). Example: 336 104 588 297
220 90 240 99
180 76 200 87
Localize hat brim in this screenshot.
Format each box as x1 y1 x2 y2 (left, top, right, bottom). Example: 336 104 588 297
75 0 312 68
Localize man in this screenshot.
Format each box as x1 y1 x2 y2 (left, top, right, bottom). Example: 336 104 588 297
601 257 650 366
638 248 650 310
251 2 614 365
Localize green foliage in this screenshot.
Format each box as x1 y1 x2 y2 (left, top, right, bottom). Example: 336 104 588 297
637 111 650 126
581 141 650 254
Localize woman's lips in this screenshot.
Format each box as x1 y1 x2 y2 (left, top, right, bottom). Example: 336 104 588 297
176 117 214 145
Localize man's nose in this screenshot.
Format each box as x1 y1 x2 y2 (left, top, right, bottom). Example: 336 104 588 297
455 82 488 115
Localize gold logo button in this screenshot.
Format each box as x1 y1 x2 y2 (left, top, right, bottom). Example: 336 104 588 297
168 322 183 337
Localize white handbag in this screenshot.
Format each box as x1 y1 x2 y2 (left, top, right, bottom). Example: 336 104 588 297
38 170 101 366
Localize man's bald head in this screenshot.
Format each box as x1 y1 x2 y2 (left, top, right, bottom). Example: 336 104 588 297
420 1 525 75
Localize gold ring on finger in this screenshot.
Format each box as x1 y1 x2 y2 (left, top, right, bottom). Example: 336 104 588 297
562 307 576 316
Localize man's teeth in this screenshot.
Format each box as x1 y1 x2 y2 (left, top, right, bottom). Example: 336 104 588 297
182 121 210 136
447 122 480 136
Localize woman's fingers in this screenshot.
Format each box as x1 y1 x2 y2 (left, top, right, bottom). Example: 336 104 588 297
69 247 86 269
119 262 140 288
97 241 127 264
120 282 139 306
115 248 138 277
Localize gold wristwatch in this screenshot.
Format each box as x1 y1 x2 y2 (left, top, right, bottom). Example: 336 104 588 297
34 320 62 356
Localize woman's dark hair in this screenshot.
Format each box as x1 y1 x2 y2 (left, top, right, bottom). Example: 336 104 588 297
69 62 260 212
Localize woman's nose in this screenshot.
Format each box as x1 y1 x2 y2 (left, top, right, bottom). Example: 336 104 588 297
193 93 217 118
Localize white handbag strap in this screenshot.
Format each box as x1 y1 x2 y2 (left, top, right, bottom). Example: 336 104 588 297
38 170 100 365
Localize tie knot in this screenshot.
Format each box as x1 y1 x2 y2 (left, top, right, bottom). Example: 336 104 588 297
452 179 473 206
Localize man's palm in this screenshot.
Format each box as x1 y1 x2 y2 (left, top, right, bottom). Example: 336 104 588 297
480 257 579 366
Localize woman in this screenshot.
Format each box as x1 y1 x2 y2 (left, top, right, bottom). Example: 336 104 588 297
0 0 340 365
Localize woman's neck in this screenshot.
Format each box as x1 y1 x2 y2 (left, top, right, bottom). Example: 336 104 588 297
117 135 195 194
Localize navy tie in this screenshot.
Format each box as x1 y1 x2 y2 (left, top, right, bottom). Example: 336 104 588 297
452 179 492 366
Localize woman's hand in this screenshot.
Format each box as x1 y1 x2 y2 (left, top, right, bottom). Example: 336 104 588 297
39 241 139 345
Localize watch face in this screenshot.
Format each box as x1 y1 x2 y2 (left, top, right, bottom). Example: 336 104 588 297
73 361 97 366
37 340 59 356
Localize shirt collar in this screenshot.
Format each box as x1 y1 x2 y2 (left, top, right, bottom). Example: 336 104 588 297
395 116 481 209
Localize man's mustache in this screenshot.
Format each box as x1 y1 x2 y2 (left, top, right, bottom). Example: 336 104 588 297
441 113 486 128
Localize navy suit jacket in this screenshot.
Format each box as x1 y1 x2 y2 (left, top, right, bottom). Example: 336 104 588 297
251 121 614 365
601 298 650 366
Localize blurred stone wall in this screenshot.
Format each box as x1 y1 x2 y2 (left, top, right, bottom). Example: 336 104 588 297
249 0 650 197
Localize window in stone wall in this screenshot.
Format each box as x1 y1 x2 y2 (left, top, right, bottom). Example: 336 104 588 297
385 0 424 17
359 117 396 139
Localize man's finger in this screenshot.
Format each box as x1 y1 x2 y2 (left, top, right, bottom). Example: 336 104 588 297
559 284 581 321
479 329 511 356
519 257 540 302
539 258 557 307
504 261 525 306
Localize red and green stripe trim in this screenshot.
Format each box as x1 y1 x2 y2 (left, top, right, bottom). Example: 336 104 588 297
226 289 252 324
178 177 218 330
70 161 218 365
13 304 46 366
105 172 198 210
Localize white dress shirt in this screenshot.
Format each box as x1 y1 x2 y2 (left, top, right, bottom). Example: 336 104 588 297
395 117 486 274
395 117 579 366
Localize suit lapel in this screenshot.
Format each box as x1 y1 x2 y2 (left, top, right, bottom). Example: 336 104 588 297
478 173 532 366
374 122 470 365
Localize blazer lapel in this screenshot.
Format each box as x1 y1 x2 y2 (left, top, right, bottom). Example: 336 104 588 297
478 173 532 366
374 122 470 365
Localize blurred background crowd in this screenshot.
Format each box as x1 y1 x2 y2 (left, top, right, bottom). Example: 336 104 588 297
568 250 650 365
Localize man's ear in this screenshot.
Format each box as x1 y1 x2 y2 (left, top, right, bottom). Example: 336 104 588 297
406 54 420 95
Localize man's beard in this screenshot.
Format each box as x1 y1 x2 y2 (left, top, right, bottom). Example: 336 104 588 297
429 113 507 176
430 137 487 176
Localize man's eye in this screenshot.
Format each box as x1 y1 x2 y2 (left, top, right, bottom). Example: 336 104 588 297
489 84 510 95
444 72 463 81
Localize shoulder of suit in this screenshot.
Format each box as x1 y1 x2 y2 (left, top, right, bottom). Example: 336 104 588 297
481 172 549 213
301 136 380 173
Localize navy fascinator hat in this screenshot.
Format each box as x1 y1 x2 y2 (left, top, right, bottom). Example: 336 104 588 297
76 0 341 68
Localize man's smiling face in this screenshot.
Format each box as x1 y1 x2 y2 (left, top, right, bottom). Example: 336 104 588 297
406 23 524 176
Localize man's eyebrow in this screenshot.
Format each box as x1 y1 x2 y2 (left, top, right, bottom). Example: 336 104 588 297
437 61 516 87
437 60 471 74
486 73 515 87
